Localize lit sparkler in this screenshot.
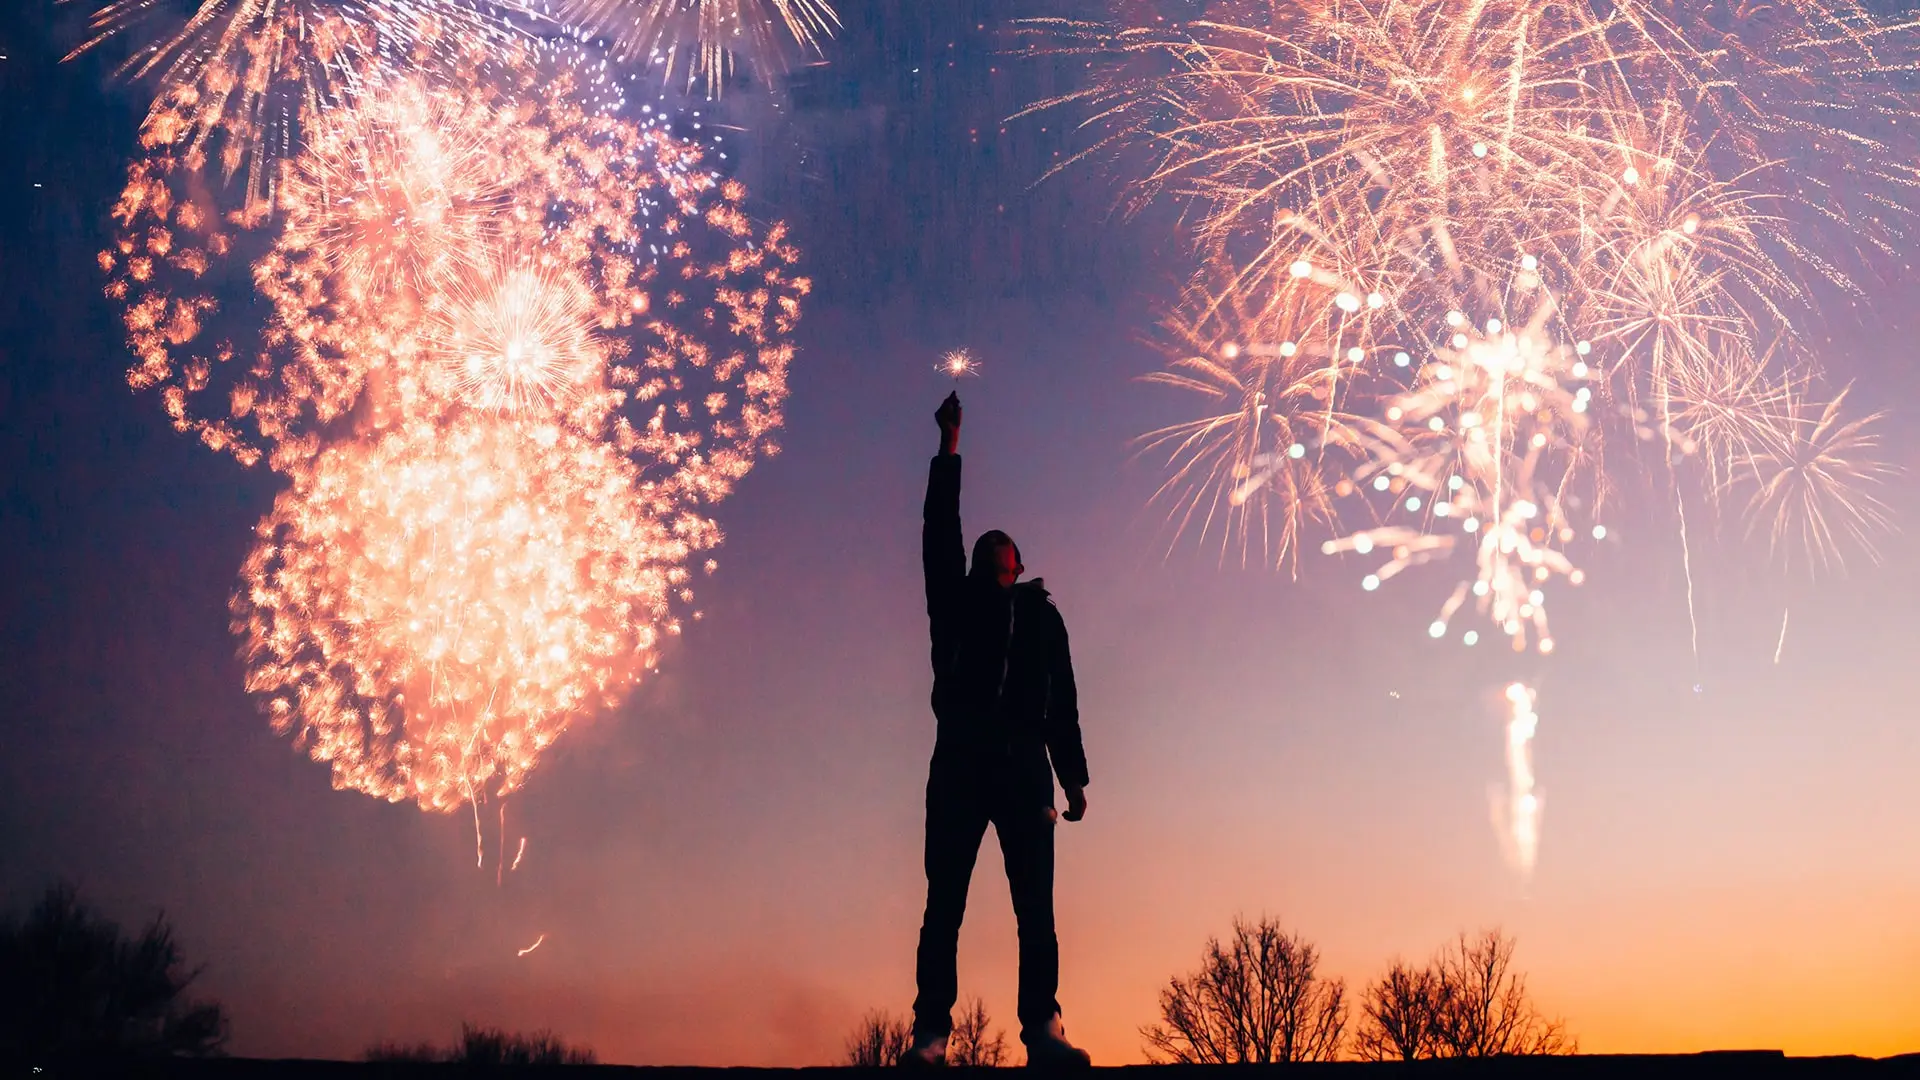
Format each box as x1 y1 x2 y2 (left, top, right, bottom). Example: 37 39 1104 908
937 348 981 381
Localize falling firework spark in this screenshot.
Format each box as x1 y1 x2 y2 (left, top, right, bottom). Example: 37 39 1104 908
1496 681 1541 877
518 933 546 957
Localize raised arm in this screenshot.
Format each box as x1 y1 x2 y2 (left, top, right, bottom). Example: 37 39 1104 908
925 393 966 661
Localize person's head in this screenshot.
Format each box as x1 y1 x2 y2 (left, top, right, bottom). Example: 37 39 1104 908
970 530 1023 589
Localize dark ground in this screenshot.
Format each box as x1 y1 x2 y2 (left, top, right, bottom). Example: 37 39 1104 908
26 1053 1920 1079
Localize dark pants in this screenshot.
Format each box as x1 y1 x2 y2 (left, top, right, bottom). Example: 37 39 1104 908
911 762 1060 1043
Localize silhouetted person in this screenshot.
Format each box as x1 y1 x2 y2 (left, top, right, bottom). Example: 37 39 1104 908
899 392 1092 1068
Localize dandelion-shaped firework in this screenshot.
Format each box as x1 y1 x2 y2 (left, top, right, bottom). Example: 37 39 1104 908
100 36 808 811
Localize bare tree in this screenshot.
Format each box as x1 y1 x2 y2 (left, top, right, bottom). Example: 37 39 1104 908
1140 915 1348 1063
1353 931 1572 1060
1428 930 1573 1057
361 1040 440 1062
949 995 1011 1066
1352 960 1443 1061
843 1008 915 1067
0 883 227 1062
450 1024 597 1065
363 1024 595 1065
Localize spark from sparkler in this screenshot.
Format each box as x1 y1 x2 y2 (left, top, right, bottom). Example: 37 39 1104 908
937 348 981 381
518 933 546 956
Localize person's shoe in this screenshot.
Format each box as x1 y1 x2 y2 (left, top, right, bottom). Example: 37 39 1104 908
1022 1016 1091 1068
895 1032 947 1067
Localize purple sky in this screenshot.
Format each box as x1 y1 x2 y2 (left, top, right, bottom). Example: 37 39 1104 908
3 0 1918 1064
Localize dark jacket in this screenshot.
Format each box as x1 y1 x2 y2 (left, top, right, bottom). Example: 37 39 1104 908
923 454 1090 797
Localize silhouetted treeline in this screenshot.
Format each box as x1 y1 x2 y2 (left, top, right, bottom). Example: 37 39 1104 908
1143 916 1573 1062
0 883 228 1064
844 994 1011 1066
364 1024 596 1065
1353 930 1574 1060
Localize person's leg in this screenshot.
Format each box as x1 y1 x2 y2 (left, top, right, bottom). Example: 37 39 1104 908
911 769 990 1043
993 798 1061 1040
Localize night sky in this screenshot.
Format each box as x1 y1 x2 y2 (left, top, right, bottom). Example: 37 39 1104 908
3 0 1919 1065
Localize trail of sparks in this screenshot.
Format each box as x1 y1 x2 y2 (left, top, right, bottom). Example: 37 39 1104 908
1775 607 1790 665
517 933 546 957
1499 682 1541 877
1663 384 1703 676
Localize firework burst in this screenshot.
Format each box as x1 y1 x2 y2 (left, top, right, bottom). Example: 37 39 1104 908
1733 385 1897 574
553 0 839 95
97 25 808 813
1044 0 1905 627
103 51 807 476
234 413 693 811
63 0 534 210
1044 0 1908 876
1139 259 1395 574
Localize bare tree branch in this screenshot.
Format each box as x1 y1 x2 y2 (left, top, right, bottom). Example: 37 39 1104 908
949 995 1011 1067
1140 915 1348 1063
843 1009 915 1067
1353 960 1442 1061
